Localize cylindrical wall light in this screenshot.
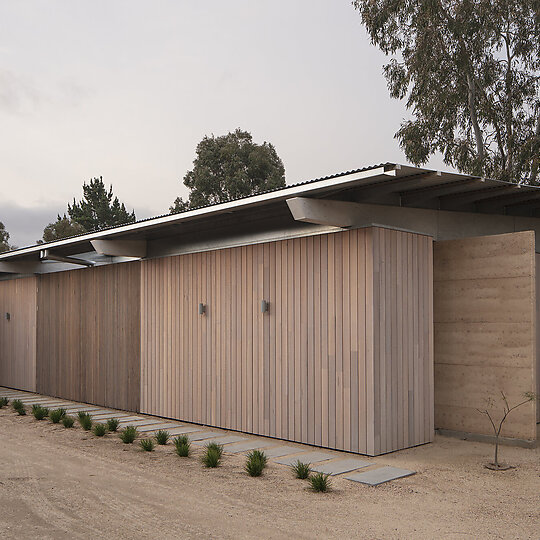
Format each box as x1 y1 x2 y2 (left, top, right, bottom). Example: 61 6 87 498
261 300 269 313
198 303 206 315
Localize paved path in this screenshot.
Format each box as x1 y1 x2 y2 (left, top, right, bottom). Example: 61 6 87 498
0 386 415 485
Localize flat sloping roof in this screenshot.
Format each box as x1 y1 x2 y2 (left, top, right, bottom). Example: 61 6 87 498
2 162 540 262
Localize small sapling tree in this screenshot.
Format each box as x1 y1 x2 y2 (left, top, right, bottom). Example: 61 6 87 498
477 391 537 470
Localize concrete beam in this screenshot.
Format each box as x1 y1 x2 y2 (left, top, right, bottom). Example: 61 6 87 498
0 261 42 274
91 239 147 258
286 197 359 227
40 250 94 267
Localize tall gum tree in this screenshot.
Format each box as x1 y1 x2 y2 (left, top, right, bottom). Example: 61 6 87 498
353 0 540 183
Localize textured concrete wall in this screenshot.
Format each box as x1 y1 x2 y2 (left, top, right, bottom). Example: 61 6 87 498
434 231 537 441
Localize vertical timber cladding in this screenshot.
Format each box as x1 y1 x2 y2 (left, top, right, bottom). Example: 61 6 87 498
36 262 141 411
434 231 537 441
0 276 37 392
141 226 433 456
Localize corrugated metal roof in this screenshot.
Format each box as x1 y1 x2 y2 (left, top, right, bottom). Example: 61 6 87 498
2 162 540 262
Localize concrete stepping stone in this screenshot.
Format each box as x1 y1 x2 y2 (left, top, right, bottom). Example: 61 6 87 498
223 440 277 454
63 406 100 413
193 435 246 446
117 419 162 428
25 400 70 407
274 451 335 466
16 397 60 403
136 423 183 433
116 416 146 423
263 445 304 458
166 426 202 436
345 466 416 486
91 412 130 420
311 458 372 476
86 410 115 416
187 431 223 441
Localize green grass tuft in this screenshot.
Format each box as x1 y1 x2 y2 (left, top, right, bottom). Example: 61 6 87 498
78 412 93 431
205 442 224 459
93 423 107 437
12 399 26 415
201 446 222 468
119 425 138 444
0 397 9 407
309 472 332 492
173 435 191 457
244 449 268 477
32 404 49 420
140 438 155 451
291 460 311 479
106 418 120 432
49 408 66 424
62 415 75 428
12 399 23 411
154 430 170 445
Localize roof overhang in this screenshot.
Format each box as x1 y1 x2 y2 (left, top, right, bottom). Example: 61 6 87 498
2 162 540 270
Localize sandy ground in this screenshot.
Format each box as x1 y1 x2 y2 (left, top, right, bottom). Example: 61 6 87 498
0 407 538 540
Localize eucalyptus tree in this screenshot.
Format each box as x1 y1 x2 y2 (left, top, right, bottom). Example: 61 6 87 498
353 0 540 183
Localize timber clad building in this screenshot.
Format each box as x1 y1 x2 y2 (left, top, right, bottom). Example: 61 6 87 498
1 163 538 455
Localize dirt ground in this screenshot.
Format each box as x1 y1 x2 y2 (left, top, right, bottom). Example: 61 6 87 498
0 407 538 540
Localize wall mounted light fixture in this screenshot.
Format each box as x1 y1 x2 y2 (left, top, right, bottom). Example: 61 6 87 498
261 300 269 313
198 303 206 315
5 312 10 321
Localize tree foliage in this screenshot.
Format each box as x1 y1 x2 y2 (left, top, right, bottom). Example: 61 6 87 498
0 221 15 252
170 128 286 212
68 177 136 231
40 177 136 243
39 214 86 243
353 0 540 183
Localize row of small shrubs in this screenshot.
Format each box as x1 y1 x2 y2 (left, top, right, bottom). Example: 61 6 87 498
5 398 330 491
291 460 332 492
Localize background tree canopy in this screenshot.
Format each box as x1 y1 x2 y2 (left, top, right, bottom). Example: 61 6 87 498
0 221 15 253
40 177 136 243
353 0 540 183
170 128 286 212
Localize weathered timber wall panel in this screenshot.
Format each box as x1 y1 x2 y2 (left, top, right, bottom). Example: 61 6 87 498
371 228 434 454
0 277 37 391
434 231 537 440
36 262 141 411
141 227 433 455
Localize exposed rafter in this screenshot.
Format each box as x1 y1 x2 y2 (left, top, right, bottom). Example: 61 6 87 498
91 239 147 258
40 250 94 267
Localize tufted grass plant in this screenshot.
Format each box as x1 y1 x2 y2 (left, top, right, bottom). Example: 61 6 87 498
201 445 222 468
12 399 26 415
154 430 170 445
106 418 120 432
244 450 268 477
62 415 75 428
205 442 224 459
140 438 155 452
309 472 332 493
173 435 191 457
32 404 49 420
93 423 107 437
291 460 311 480
0 397 9 407
49 408 66 424
119 425 138 444
78 412 93 431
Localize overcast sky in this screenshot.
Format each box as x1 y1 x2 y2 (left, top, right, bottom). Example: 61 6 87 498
0 1 447 248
